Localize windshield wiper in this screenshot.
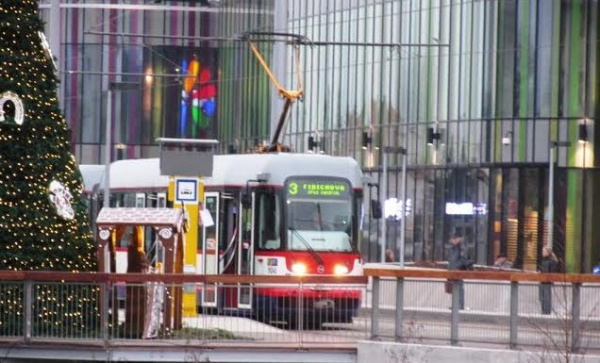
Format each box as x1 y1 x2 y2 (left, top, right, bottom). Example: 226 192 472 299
316 203 323 231
288 227 324 266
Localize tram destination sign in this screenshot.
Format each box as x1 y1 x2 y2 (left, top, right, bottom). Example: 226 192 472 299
286 178 351 198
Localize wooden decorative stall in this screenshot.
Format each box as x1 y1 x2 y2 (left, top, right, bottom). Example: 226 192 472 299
96 207 186 338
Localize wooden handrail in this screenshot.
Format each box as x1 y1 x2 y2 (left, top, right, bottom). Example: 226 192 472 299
0 271 367 285
363 267 600 284
1 269 598 284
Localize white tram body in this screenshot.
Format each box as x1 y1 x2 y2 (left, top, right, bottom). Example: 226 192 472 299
83 153 365 325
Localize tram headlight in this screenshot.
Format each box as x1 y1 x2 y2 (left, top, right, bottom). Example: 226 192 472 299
334 264 349 275
291 262 307 275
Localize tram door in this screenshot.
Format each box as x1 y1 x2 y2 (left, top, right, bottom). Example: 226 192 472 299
220 193 239 309
237 192 255 309
201 192 219 308
220 192 255 310
201 191 255 310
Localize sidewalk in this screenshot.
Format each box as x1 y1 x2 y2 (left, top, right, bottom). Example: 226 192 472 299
182 315 283 334
358 305 600 330
360 264 600 329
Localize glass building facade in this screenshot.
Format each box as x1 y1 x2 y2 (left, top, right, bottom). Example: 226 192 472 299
40 0 600 272
280 0 600 272
39 0 276 161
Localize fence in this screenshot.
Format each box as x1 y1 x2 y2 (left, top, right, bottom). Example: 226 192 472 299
0 271 368 350
365 267 600 354
0 269 599 356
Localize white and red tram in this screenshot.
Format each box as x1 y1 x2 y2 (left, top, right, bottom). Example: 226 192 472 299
83 153 365 326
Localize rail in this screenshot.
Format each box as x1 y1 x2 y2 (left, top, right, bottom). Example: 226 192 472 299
363 266 600 354
0 269 598 360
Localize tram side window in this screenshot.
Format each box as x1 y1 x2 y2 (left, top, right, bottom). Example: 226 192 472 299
257 192 281 250
122 193 137 207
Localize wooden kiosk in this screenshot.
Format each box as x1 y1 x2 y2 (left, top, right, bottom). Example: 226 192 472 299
96 207 186 338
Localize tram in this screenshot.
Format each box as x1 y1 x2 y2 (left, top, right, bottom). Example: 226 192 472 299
82 152 365 326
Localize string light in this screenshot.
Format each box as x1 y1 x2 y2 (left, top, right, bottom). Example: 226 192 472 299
0 0 98 334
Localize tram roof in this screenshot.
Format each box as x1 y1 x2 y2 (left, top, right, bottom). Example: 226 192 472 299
88 153 363 193
107 158 167 192
206 153 363 188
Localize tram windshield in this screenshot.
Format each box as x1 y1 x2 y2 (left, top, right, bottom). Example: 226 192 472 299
285 178 354 252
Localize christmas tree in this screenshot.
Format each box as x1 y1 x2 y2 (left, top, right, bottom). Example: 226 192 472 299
0 0 96 271
0 0 97 335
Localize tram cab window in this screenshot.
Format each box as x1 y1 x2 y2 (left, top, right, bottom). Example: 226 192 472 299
284 178 355 252
286 200 353 252
334 215 351 234
256 191 281 250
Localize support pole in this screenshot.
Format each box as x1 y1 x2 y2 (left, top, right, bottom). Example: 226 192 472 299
103 88 112 208
399 145 407 268
395 278 404 342
23 280 33 343
380 152 388 263
509 281 519 349
572 283 581 353
547 145 554 249
450 280 460 345
546 141 571 249
370 277 380 339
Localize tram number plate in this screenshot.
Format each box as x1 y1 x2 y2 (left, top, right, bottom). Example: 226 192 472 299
314 299 335 310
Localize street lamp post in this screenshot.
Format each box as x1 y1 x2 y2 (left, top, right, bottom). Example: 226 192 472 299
103 81 141 208
103 86 112 209
380 146 407 265
399 146 407 268
547 140 571 249
380 152 387 263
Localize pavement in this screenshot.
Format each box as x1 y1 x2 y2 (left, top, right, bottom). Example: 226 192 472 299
182 314 283 334
115 265 600 349
361 264 600 319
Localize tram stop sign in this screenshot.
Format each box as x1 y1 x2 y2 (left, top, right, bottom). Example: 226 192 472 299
175 178 199 203
157 137 217 177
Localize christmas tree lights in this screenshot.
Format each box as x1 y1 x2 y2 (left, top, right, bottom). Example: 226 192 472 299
0 0 98 335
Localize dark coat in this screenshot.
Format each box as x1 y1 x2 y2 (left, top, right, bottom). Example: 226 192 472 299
448 243 469 271
540 257 559 274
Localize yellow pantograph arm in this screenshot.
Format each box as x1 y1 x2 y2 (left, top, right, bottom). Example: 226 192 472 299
247 40 303 101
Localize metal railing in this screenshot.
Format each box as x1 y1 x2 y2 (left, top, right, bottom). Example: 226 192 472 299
0 269 599 356
0 272 367 350
365 268 600 354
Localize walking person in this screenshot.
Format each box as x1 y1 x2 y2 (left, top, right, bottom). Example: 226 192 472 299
539 246 559 315
447 231 472 310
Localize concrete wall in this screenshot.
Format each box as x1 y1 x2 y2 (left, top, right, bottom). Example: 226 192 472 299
358 341 600 363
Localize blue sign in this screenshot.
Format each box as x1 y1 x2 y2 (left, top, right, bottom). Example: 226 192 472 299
175 178 198 203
